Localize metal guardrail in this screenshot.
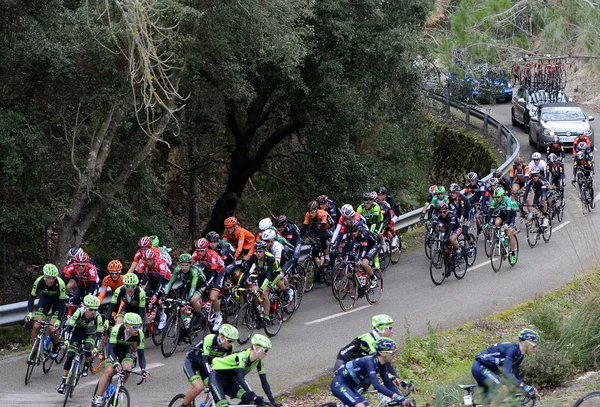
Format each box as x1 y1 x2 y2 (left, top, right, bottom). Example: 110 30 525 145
0 94 519 326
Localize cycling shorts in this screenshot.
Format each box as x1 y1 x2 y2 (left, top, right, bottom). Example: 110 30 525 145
183 358 208 385
471 361 502 400
35 296 63 322
331 375 367 407
105 350 134 368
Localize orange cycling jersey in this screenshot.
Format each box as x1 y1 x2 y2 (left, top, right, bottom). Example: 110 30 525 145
510 164 529 182
97 274 124 303
223 225 256 260
303 209 333 229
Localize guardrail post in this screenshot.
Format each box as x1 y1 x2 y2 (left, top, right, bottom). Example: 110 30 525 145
445 93 450 114
497 124 503 147
465 107 470 124
483 110 489 135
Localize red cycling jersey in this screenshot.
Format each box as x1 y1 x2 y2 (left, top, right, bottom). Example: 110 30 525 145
132 247 166 263
63 263 99 286
136 258 171 280
193 249 225 274
337 212 363 234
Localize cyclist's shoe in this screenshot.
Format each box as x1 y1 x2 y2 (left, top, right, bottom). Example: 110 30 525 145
93 397 104 407
262 315 271 326
57 382 66 394
369 275 378 289
82 363 89 377
285 288 294 307
213 314 223 332
26 356 35 365
50 347 59 360
454 248 462 260
542 217 549 228
192 314 203 330
509 251 517 265
592 200 597 209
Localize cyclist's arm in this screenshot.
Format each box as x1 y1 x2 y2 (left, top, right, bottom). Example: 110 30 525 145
27 278 42 313
235 367 255 398
135 336 147 369
94 314 103 343
137 291 147 320
164 267 179 297
259 372 276 404
261 258 274 291
365 361 397 399
188 268 199 300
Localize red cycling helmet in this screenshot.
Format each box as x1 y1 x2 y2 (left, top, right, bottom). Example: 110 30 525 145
74 251 89 264
138 236 152 248
195 238 209 250
141 249 156 260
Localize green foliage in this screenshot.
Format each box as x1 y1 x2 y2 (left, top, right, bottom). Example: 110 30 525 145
525 303 563 343
521 341 573 389
556 296 600 370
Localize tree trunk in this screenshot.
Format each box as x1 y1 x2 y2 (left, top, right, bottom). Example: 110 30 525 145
188 136 200 238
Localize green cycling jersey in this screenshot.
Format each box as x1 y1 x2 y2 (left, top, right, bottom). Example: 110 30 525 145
489 196 518 213
211 348 265 375
164 264 205 300
356 203 384 233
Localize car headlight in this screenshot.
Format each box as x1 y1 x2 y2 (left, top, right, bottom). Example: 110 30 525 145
585 128 593 136
543 129 550 136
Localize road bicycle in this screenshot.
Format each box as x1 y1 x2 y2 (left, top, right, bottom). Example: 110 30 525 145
575 175 595 213
61 344 88 407
521 203 552 248
24 319 56 385
456 383 536 407
547 188 565 223
458 224 477 267
489 225 520 272
168 387 274 407
234 286 285 343
92 368 146 407
318 380 416 407
337 262 384 312
145 294 168 346
331 254 358 301
91 325 110 375
160 298 208 358
572 390 600 407
429 228 468 286
301 238 335 291
382 226 402 265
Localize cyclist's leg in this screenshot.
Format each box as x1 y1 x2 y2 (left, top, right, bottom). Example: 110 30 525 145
208 370 229 407
182 359 205 406
331 375 367 407
472 361 502 405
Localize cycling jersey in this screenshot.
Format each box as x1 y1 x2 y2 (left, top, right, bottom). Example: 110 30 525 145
107 323 146 369
427 194 450 218
528 160 547 178
343 227 379 261
267 240 285 263
497 176 512 194
184 333 234 384
575 144 594 161
546 142 564 160
63 263 99 287
65 307 103 341
132 247 170 266
383 195 401 218
448 193 471 221
464 180 486 205
510 164 529 185
574 159 594 181
223 226 255 261
376 199 393 227
433 211 461 235
320 199 340 225
332 354 401 402
97 274 124 303
546 162 565 188
486 196 518 227
336 332 378 363
199 240 235 266
301 209 334 234
523 176 549 202
573 135 592 154
356 202 384 233
474 341 524 388
27 276 67 320
331 213 367 245
279 222 302 273
164 264 206 300
106 285 146 321
240 252 281 290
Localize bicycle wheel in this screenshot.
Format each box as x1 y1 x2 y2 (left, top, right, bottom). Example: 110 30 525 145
264 304 283 337
424 230 433 259
453 249 467 280
281 289 297 322
483 228 493 258
338 274 358 312
556 199 564 222
490 235 503 272
91 335 106 374
288 275 303 311
390 232 402 264
302 259 316 292
584 188 592 212
25 339 40 385
429 249 445 286
55 328 68 364
509 235 520 267
62 380 71 407
464 233 477 267
151 308 166 346
542 214 552 243
379 240 391 271
526 220 538 248
108 387 130 407
168 394 195 407
331 263 347 300
573 391 600 407
160 315 180 358
234 303 255 345
365 268 384 305
42 340 54 374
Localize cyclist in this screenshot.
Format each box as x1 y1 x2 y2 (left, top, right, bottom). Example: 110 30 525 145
209 333 281 407
148 234 173 267
464 172 486 206
24 264 67 360
421 186 449 220
275 215 302 274
164 253 206 329
137 248 171 299
239 241 292 323
105 273 146 326
572 151 595 207
343 223 380 287
317 194 340 224
301 200 334 266
482 178 501 214
194 237 226 331
523 167 550 227
510 157 529 199
574 140 594 161
546 153 565 200
223 216 255 261
486 187 519 265
528 152 547 179
432 203 462 260
573 133 592 156
331 204 367 252
93 312 149 407
179 324 238 407
331 338 411 407
261 228 289 269
492 170 512 194
97 260 124 303
204 231 236 278
61 250 99 311
448 183 475 254
357 192 384 235
127 236 167 274
546 133 565 161
377 187 400 223
257 218 295 250
471 329 540 407
57 295 103 393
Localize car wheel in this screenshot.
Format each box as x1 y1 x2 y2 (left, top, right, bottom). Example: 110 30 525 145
528 127 536 146
524 114 530 134
511 108 518 126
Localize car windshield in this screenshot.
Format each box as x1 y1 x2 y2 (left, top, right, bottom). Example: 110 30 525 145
541 108 586 122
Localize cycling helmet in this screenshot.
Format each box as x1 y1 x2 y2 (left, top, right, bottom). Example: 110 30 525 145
530 167 541 175
138 236 152 248
123 312 143 326
224 216 238 227
251 333 272 349
179 253 192 263
340 204 355 218
149 235 159 247
449 183 460 192
372 314 394 330
576 151 585 160
493 169 502 178
578 141 588 150
377 187 388 195
141 248 156 260
307 200 318 212
258 218 273 231
552 134 559 143
531 152 542 160
493 187 505 198
83 295 100 310
363 192 374 201
74 251 89 264
514 157 523 165
254 241 268 251
317 195 328 204
438 203 449 212
467 172 478 181
348 222 360 233
518 329 540 343
489 177 499 186
68 247 83 258
434 186 446 194
123 273 139 286
195 238 209 250
219 324 239 341
547 153 557 163
43 264 59 278
428 185 437 194
206 231 220 242
275 215 287 227
107 260 123 272
374 337 398 354
261 229 277 241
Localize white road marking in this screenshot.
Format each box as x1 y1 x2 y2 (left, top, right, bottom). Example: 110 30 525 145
552 220 571 232
305 305 371 325
79 362 164 388
595 192 600 202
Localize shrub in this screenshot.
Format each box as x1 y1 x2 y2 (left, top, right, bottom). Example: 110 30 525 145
521 341 573 389
557 296 600 370
525 303 562 343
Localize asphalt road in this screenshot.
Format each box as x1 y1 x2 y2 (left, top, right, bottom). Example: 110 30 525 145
2 96 600 407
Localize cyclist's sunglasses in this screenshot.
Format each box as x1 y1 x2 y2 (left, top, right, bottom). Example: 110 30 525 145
379 324 393 331
259 348 269 353
225 339 235 343
197 249 207 253
363 200 373 204
76 263 87 267
528 340 538 348
125 284 137 289
255 250 265 253
130 325 140 330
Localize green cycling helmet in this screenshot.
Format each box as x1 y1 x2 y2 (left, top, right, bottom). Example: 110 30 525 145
83 295 100 310
179 253 193 263
434 186 446 194
43 264 59 278
372 314 394 330
149 235 160 247
219 324 239 341
123 312 143 326
251 333 272 349
123 273 139 287
493 187 505 198
518 329 540 343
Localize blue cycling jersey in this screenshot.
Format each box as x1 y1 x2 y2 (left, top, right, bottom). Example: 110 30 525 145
475 342 523 387
335 354 399 399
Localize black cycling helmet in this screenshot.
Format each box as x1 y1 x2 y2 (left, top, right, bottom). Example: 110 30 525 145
206 231 220 242
377 187 388 195
307 200 318 212
348 223 360 233
493 169 502 178
254 241 268 251
317 195 328 204
275 215 287 227
449 183 460 192
438 203 449 212
518 329 540 343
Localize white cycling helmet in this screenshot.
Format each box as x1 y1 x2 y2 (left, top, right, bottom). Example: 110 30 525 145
261 229 277 241
531 152 542 160
341 204 355 218
258 218 272 231
467 172 478 181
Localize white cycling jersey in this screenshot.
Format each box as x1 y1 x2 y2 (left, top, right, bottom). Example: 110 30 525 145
528 160 547 176
267 240 284 263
